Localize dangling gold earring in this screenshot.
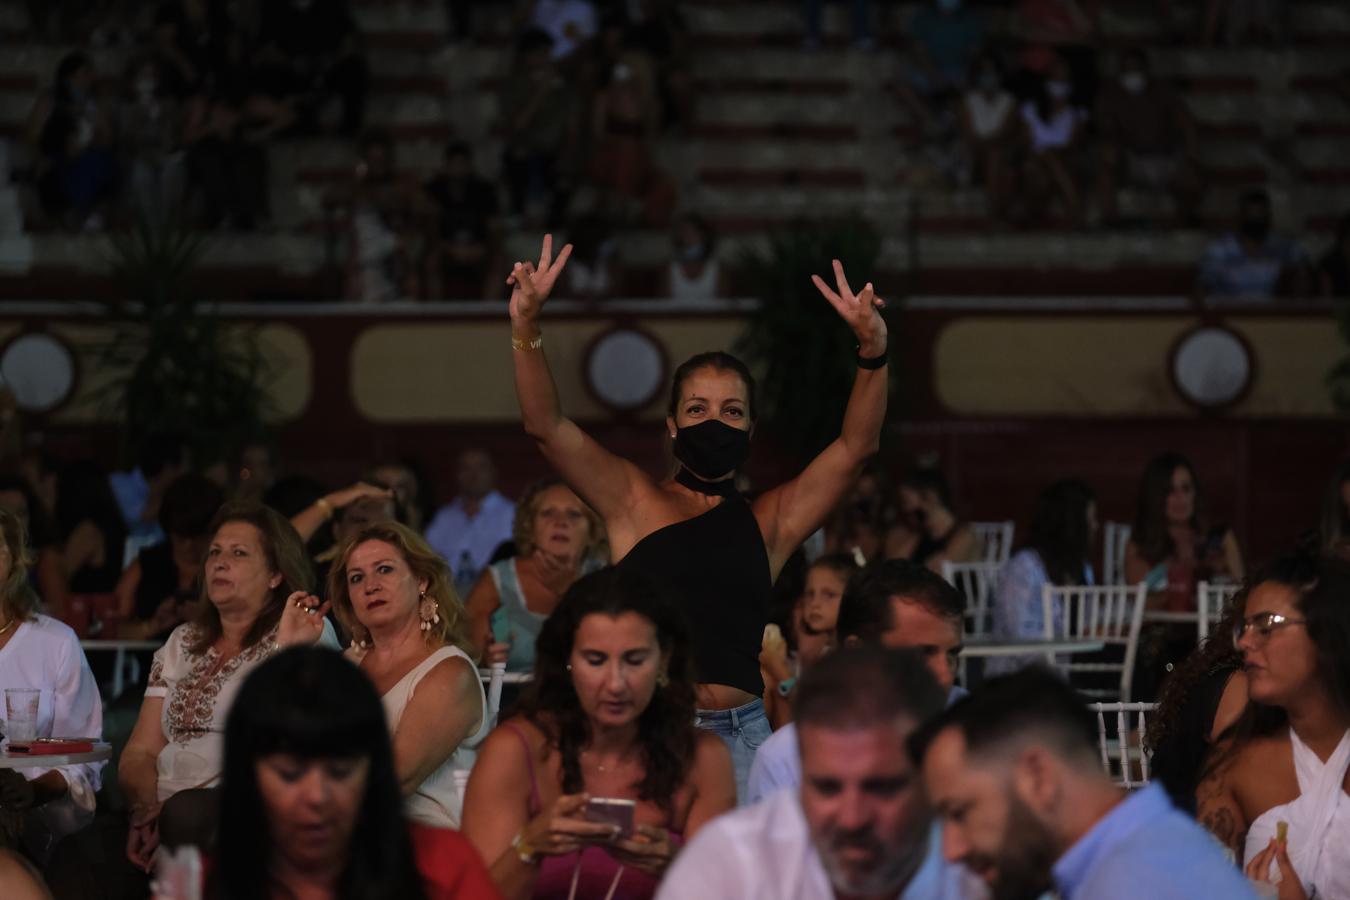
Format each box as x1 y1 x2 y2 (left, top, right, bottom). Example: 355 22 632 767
657 671 670 688
419 590 440 632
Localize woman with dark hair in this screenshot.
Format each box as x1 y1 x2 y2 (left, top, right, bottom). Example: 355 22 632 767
464 478 606 674
24 51 116 227
1125 451 1244 699
897 466 976 573
208 646 499 899
118 502 338 873
0 506 103 863
0 474 66 609
461 568 735 899
1319 459 1350 560
507 235 887 798
987 478 1097 674
1196 553 1350 899
54 460 128 604
114 473 224 641
322 521 487 829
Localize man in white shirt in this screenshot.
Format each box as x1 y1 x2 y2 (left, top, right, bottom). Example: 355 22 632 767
424 449 515 595
658 647 981 900
749 560 967 803
529 0 597 60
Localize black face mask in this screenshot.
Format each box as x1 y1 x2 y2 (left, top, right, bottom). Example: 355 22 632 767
1240 218 1271 242
673 420 750 480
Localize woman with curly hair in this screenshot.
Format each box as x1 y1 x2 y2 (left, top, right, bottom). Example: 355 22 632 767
319 520 488 829
463 479 606 673
460 568 736 899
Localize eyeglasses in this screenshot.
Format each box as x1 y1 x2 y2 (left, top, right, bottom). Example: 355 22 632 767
1232 612 1308 648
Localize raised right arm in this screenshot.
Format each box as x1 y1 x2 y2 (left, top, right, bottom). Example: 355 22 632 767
509 236 651 524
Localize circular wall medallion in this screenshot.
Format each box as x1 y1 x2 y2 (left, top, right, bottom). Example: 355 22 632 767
1169 325 1254 411
0 332 77 413
583 327 668 414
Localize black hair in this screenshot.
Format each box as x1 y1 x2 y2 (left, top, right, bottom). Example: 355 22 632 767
54 51 91 99
900 466 954 510
667 351 757 422
1322 459 1350 555
208 647 427 900
516 568 699 809
443 140 472 161
1130 452 1202 567
836 559 964 643
1027 479 1096 586
673 212 717 256
53 460 127 550
158 473 225 539
796 645 944 731
0 474 55 547
137 432 187 479
908 666 1097 769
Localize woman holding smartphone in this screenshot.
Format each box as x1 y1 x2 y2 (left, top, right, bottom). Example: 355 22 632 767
461 569 735 900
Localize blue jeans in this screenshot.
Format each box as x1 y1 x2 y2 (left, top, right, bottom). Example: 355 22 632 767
695 699 772 805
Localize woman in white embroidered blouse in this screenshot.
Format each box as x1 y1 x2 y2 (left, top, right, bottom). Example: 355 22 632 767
117 502 337 872
318 520 486 828
0 506 103 863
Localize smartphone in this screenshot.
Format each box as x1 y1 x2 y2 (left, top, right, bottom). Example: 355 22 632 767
584 797 636 837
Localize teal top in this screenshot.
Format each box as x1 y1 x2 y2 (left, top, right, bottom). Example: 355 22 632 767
488 556 602 674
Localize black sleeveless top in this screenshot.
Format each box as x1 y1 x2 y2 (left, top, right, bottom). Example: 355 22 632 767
616 498 773 697
911 524 961 567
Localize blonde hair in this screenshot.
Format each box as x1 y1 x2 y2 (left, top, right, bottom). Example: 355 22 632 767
0 506 39 623
511 479 608 561
327 521 475 658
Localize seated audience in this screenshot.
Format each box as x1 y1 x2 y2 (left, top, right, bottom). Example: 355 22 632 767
255 0 368 135
499 29 577 226
108 432 189 547
1196 552 1350 898
667 213 723 301
114 473 223 641
25 51 116 229
117 503 337 875
370 458 434 535
588 63 673 226
426 449 516 598
659 646 978 899
958 50 1018 223
461 568 736 899
1321 459 1350 559
530 0 599 63
989 478 1096 675
898 0 987 128
209 646 501 900
1008 0 1099 107
1095 49 1202 225
116 54 186 227
1017 59 1087 224
1319 212 1350 299
1198 189 1310 301
54 461 129 610
324 521 488 828
464 479 605 674
229 438 280 504
0 507 103 863
912 666 1257 900
749 560 967 803
1124 452 1243 699
424 141 502 301
898 467 977 573
290 481 398 594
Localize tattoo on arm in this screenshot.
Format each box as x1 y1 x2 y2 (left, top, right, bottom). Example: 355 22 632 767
1202 806 1237 847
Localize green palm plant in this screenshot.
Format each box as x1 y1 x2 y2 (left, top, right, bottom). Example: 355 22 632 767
733 219 897 464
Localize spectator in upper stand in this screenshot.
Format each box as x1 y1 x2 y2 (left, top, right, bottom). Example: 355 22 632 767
424 141 502 301
1095 48 1202 227
589 61 675 226
116 54 186 227
500 29 577 226
109 432 189 547
25 51 117 230
1017 57 1087 225
1318 212 1350 299
1202 0 1286 47
898 0 987 129
1199 189 1311 301
958 49 1018 223
1009 0 1099 108
529 0 598 63
898 467 977 574
257 0 368 136
668 213 724 301
801 0 871 51
55 461 130 604
425 449 516 598
627 0 694 131
151 0 232 104
562 213 620 298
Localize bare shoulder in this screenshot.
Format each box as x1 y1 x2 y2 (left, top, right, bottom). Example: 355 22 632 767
480 715 550 761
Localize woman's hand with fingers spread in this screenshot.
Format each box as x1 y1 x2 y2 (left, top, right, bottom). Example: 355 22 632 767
810 259 887 358
508 233 574 329
278 591 331 647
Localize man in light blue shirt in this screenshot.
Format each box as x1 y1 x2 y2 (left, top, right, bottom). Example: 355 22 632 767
749 560 969 803
911 667 1258 900
424 448 515 595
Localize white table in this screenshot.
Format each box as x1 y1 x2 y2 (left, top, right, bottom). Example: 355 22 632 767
960 637 1107 658
81 640 162 700
0 743 112 768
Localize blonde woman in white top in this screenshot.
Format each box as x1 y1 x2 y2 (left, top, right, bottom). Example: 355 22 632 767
321 520 487 828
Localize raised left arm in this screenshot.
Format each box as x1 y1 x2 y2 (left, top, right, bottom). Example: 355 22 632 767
756 260 888 574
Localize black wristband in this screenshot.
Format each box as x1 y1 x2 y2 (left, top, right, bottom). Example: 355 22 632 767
857 348 888 370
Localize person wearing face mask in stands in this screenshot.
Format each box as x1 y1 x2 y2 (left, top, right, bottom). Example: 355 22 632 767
667 213 723 301
1199 189 1311 302
1095 48 1203 227
1016 57 1086 225
507 234 889 801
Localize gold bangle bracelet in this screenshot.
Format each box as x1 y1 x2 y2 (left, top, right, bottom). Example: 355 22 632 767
512 334 543 351
315 497 334 520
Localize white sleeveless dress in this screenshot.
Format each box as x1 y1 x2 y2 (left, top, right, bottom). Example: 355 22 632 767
353 644 490 828
1244 727 1350 899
